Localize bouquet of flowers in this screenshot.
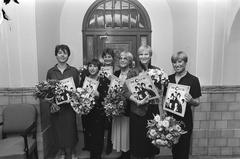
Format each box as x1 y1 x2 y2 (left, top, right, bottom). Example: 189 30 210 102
147 68 169 89
103 85 126 117
79 65 88 76
34 80 60 101
70 87 95 115
147 114 187 148
35 80 73 113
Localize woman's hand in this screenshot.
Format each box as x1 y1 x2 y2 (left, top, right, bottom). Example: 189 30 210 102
184 93 200 107
92 90 99 97
184 93 192 103
50 103 60 113
137 95 150 106
130 94 150 106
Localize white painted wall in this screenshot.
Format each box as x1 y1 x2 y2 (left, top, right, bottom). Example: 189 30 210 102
60 0 94 69
0 0 240 87
223 9 240 85
0 0 38 87
36 0 65 81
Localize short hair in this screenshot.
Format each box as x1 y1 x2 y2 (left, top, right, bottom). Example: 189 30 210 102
171 51 188 63
102 48 114 59
137 45 152 57
87 59 102 70
119 51 134 68
55 44 71 56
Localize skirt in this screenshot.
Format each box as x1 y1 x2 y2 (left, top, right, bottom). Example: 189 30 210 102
51 104 78 148
111 116 129 152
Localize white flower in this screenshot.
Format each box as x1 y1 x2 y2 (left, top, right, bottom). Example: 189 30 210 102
154 114 161 122
162 120 170 128
166 134 173 140
165 116 171 121
175 124 182 132
149 129 157 137
156 121 163 129
158 127 163 132
156 139 165 145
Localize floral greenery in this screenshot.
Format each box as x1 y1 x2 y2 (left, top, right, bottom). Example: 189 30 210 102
34 80 71 113
147 114 187 148
70 87 95 115
147 68 169 89
34 80 60 101
102 85 126 117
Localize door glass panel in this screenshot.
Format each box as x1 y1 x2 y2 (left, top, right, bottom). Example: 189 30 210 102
105 10 113 27
97 10 104 28
87 36 94 63
138 13 145 28
89 14 95 28
97 3 104 9
141 36 147 46
114 10 121 28
105 1 113 10
122 1 129 10
122 10 129 28
114 0 121 9
130 9 137 28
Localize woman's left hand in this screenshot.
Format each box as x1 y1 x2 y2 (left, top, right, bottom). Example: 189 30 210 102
92 90 99 97
184 93 193 103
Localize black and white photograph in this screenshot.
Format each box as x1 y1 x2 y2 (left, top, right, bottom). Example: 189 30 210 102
163 83 190 117
1 0 240 159
108 75 123 91
55 77 76 105
99 66 113 78
82 76 99 93
126 73 159 101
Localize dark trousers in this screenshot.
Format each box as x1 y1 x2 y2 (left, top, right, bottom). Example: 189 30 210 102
172 130 192 159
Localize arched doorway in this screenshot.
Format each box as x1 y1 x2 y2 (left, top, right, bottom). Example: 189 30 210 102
82 0 151 66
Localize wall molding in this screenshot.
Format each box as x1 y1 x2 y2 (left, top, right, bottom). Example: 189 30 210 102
0 87 35 96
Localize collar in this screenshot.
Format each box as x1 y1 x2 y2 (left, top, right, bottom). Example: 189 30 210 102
52 63 71 71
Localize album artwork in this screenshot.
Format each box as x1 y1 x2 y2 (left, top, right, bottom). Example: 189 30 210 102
56 77 76 105
163 83 190 117
126 73 159 101
82 76 99 93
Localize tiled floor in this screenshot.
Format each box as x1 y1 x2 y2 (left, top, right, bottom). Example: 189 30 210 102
49 131 240 159
51 130 121 159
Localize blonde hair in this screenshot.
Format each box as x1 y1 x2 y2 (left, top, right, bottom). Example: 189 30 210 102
119 51 134 68
171 51 188 63
137 45 152 57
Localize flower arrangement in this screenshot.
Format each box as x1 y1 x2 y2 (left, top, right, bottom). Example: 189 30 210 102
34 80 72 113
102 85 126 117
70 87 95 115
147 114 187 148
79 65 88 76
34 80 60 102
147 68 169 89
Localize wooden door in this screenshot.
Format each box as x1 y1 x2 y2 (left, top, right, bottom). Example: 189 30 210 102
97 35 137 70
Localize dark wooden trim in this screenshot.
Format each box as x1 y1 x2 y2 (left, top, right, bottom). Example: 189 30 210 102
0 87 35 95
202 85 240 93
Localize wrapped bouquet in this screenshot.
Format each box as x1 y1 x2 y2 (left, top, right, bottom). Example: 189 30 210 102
147 68 169 89
70 87 95 115
147 114 187 148
34 79 72 113
34 80 60 102
102 85 126 117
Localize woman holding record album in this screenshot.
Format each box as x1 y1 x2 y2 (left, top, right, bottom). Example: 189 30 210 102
46 44 79 159
124 45 161 159
111 51 133 159
79 59 110 159
101 48 115 154
167 51 201 159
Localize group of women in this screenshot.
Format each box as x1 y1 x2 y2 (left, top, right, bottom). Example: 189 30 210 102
46 44 201 159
